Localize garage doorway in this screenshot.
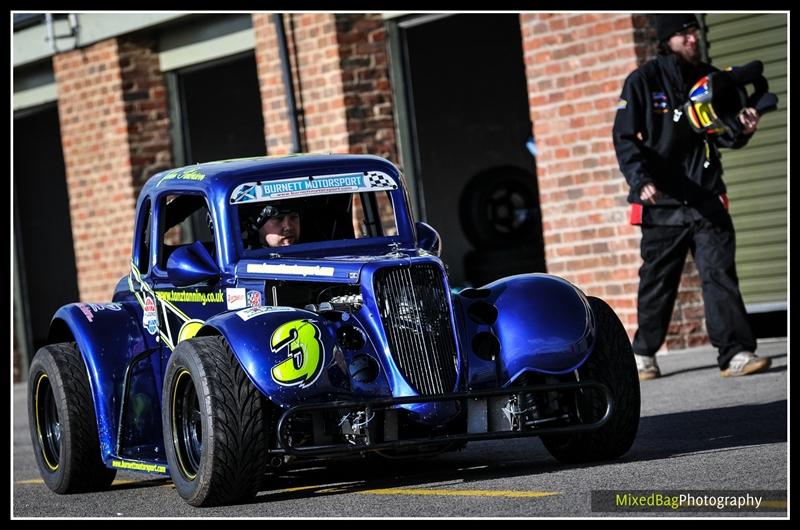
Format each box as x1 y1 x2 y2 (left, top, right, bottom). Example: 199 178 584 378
14 103 79 372
169 52 266 165
388 14 545 287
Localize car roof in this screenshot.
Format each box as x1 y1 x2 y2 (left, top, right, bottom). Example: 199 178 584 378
139 154 401 202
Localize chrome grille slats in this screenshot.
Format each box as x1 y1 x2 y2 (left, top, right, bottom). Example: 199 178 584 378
409 265 443 393
373 264 458 395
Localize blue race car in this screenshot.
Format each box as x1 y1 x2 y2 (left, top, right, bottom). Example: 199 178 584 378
28 154 640 506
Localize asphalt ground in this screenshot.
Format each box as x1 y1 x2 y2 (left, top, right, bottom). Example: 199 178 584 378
12 338 787 518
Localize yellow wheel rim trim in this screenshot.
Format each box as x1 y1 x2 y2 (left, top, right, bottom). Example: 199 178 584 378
35 373 59 471
171 369 197 480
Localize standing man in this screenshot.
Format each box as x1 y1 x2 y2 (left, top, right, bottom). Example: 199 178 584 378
613 13 771 380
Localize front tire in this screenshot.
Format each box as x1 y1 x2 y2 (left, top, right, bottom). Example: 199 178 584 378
541 297 640 463
163 336 269 506
27 343 117 493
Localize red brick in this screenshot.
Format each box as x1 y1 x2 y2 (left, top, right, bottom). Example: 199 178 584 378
521 13 703 347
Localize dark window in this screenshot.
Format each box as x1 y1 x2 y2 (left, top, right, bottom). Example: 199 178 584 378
158 194 215 269
135 198 152 275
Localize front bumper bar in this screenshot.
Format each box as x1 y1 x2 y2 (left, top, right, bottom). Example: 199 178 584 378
274 380 612 457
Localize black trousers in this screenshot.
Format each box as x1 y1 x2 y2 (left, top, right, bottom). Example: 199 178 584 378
632 212 756 369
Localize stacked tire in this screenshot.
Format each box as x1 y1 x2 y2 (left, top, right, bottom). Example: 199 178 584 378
459 166 546 286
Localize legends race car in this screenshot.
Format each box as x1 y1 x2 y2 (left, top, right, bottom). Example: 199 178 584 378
29 154 640 506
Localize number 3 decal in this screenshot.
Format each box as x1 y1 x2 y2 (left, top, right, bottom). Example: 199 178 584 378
270 319 324 388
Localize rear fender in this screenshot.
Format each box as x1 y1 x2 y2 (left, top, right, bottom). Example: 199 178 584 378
197 306 350 407
456 274 594 387
49 302 155 459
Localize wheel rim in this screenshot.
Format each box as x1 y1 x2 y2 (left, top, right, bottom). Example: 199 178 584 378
34 373 61 471
171 370 202 479
486 186 532 234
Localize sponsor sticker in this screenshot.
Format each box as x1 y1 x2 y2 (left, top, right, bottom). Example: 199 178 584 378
78 304 95 322
143 295 158 335
78 303 124 323
111 460 167 474
230 171 398 204
247 290 262 307
156 168 205 187
246 263 335 277
236 306 294 321
154 290 224 306
226 288 247 310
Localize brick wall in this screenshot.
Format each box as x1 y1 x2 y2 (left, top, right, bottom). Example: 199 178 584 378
335 14 398 161
253 14 295 155
253 13 349 154
53 37 171 303
253 13 397 159
520 13 708 350
117 37 173 196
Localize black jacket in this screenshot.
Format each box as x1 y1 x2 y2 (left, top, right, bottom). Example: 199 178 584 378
613 53 752 223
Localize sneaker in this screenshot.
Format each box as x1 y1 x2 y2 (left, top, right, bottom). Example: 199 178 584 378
720 351 771 377
634 353 661 381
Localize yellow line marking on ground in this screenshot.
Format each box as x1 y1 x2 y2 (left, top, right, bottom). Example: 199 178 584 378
279 484 560 499
358 488 561 498
17 478 139 486
284 485 333 493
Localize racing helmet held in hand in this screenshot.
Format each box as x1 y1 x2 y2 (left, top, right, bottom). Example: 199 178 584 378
683 60 778 135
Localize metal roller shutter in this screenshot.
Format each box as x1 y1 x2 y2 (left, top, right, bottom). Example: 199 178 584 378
703 13 787 307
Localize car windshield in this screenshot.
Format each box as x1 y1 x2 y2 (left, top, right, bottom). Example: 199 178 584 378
231 172 399 253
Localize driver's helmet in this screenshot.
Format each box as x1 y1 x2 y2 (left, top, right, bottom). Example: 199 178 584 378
246 201 300 232
241 200 301 248
683 60 777 136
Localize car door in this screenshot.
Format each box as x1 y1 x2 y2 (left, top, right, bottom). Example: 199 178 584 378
147 192 229 353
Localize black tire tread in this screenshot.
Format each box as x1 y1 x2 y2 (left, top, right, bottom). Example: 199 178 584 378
166 336 268 507
28 342 116 493
541 297 641 463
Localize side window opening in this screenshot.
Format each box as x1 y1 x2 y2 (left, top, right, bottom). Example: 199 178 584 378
158 194 215 270
134 198 152 275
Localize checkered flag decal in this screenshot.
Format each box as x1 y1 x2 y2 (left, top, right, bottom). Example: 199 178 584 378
366 172 396 189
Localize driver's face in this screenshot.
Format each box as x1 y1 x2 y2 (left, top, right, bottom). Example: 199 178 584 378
259 213 300 247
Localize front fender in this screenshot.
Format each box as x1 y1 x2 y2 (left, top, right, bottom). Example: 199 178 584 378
491 274 594 381
49 302 154 459
457 274 594 387
198 306 350 407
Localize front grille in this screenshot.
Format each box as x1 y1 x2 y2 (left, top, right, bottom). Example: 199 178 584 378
373 264 458 395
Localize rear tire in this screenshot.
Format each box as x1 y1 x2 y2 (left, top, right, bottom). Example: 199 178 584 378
163 336 269 506
27 343 117 493
541 297 640 463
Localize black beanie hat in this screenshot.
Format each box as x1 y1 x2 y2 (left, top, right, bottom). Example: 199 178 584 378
654 14 700 43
